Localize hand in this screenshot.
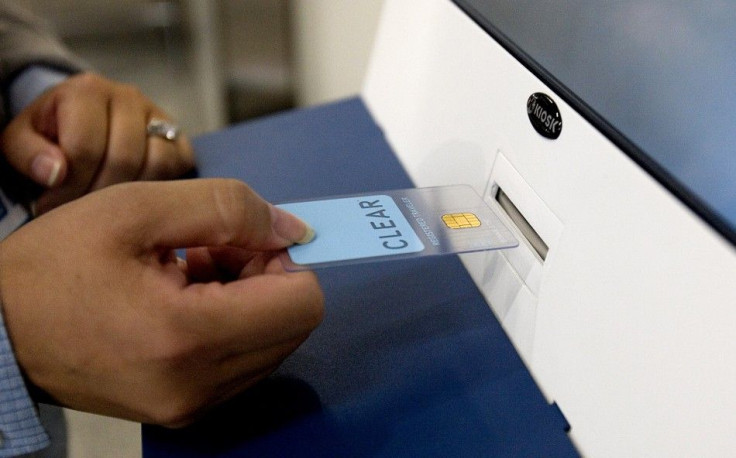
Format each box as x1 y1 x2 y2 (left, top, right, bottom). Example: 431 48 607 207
0 72 195 214
0 179 323 426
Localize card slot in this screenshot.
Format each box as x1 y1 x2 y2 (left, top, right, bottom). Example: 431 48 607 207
495 187 548 262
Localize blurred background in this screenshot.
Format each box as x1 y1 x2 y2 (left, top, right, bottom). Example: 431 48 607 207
16 0 384 135
13 0 384 456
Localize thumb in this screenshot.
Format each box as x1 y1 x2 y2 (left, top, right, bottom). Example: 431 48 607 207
115 179 315 252
1 116 67 188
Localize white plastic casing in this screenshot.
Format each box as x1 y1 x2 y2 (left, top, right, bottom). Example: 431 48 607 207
363 1 736 456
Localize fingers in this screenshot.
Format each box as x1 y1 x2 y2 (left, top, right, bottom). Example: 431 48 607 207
181 267 324 351
90 84 148 189
1 72 196 213
96 94 195 187
0 176 323 426
184 246 262 282
116 179 314 252
146 185 323 423
30 76 113 212
151 184 323 425
53 75 110 196
0 101 67 187
141 123 196 181
179 244 323 351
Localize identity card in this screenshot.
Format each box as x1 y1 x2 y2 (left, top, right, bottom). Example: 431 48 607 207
277 185 518 271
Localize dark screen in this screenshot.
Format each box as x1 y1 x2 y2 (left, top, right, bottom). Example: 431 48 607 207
454 0 736 245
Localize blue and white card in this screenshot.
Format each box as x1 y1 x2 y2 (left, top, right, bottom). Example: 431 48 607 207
277 185 518 270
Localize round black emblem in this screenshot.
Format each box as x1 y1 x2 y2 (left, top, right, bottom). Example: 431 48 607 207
527 93 562 139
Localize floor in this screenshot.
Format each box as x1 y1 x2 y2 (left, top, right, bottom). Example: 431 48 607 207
64 410 141 458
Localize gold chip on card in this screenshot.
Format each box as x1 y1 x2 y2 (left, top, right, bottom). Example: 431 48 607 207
442 212 481 229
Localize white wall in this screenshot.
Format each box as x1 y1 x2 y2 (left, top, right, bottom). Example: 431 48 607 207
290 0 385 106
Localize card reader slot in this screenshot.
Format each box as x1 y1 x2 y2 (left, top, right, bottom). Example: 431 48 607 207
495 188 549 261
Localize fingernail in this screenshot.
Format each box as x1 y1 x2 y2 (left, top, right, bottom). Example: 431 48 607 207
295 225 316 245
270 204 316 245
31 154 62 187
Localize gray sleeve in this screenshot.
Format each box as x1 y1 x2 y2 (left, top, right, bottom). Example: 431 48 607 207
0 2 86 86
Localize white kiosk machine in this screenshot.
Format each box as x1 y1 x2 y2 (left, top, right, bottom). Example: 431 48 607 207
363 1 736 456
